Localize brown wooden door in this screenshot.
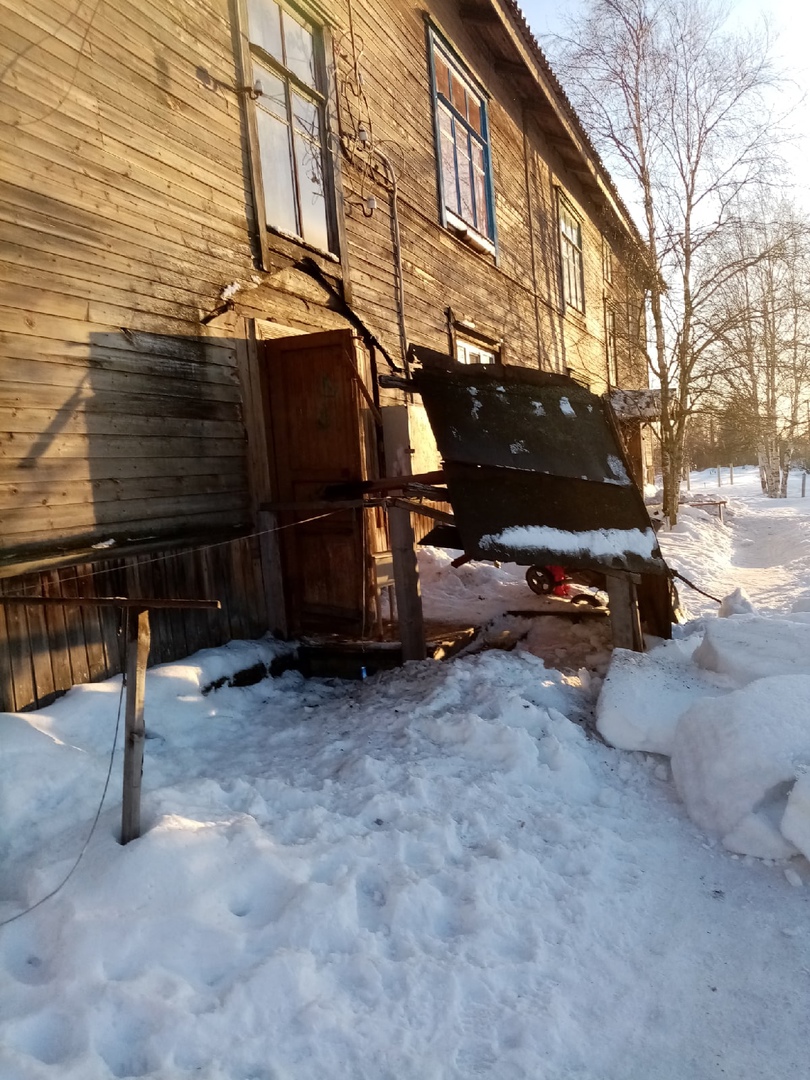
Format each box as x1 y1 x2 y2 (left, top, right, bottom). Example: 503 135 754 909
259 329 377 634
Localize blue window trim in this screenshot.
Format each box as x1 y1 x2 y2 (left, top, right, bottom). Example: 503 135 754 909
426 24 497 253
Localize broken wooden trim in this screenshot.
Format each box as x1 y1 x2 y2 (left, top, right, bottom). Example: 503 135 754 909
0 596 221 610
388 498 455 526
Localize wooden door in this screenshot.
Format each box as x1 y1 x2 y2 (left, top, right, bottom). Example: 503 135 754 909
259 329 378 634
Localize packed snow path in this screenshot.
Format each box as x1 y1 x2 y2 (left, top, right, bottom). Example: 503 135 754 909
2 467 810 1079
661 466 810 616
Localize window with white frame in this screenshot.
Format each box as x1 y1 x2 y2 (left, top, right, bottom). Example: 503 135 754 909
246 0 332 252
429 31 495 246
559 196 584 312
456 336 497 364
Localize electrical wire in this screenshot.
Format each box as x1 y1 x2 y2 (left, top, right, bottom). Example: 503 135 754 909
8 509 344 599
0 632 126 929
670 569 722 605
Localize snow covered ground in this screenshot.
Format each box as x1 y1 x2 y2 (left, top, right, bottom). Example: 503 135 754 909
2 465 810 1080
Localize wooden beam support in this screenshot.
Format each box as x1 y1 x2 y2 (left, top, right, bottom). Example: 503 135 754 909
388 498 455 526
257 509 288 639
605 573 643 652
121 607 151 845
0 596 221 609
388 505 426 662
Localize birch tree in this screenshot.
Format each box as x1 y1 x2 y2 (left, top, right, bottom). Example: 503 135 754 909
706 206 810 496
550 0 783 522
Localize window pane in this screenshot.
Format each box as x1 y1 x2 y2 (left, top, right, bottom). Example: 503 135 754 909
293 127 329 250
457 337 496 364
252 60 286 119
434 52 451 98
248 0 282 60
438 104 459 216
455 129 474 226
291 91 318 138
451 70 466 112
283 8 316 87
471 140 488 236
467 95 481 134
255 106 298 237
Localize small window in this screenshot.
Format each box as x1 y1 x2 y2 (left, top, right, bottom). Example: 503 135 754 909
429 31 495 246
602 238 613 285
456 336 497 365
559 196 584 313
605 305 618 385
246 0 332 253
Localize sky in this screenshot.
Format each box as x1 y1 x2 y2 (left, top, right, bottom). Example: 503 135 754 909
520 0 810 212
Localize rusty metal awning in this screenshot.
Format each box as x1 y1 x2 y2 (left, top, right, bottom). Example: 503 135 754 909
410 352 667 576
609 387 661 420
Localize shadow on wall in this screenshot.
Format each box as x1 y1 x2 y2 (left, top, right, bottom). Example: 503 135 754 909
0 331 267 712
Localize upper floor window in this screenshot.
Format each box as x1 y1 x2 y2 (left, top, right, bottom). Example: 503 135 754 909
246 0 332 253
605 305 618 385
429 32 495 248
559 196 584 313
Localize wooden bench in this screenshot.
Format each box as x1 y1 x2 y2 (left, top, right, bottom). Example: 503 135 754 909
680 497 726 523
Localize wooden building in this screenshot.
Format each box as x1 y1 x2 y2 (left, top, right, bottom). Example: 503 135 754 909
0 0 654 710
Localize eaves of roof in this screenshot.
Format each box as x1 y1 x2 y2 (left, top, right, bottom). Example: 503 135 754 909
490 0 656 280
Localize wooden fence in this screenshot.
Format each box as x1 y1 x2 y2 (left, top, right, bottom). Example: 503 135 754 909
0 535 269 713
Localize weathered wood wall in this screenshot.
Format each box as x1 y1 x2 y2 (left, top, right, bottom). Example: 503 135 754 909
0 535 268 712
327 0 650 394
0 0 259 565
0 0 651 709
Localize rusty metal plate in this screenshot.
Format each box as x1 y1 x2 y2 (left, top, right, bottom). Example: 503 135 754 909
410 354 667 576
442 465 666 574
411 356 632 485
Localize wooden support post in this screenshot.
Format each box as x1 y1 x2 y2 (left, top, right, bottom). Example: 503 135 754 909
716 464 722 486
257 509 288 638
388 505 426 661
605 573 643 652
121 607 151 845
729 464 734 486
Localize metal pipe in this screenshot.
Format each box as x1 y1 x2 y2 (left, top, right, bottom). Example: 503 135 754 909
373 147 409 379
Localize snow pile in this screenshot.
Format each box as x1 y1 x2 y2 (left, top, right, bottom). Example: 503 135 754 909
693 615 810 684
6 465 810 1078
597 467 810 861
596 637 730 756
718 586 756 617
0 646 669 1080
671 675 810 858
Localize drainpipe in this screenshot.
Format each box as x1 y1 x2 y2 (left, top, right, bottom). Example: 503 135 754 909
358 127 409 379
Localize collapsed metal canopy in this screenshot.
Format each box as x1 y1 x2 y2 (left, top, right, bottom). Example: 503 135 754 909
410 350 668 576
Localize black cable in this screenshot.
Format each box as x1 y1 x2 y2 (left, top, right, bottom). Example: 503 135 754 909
0 641 126 928
670 569 723 605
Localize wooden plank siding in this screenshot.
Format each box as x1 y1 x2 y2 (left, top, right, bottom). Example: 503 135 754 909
0 0 652 709
0 539 270 712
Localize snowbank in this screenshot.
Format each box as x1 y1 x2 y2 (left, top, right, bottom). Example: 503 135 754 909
596 637 729 756
671 675 810 857
694 616 810 684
